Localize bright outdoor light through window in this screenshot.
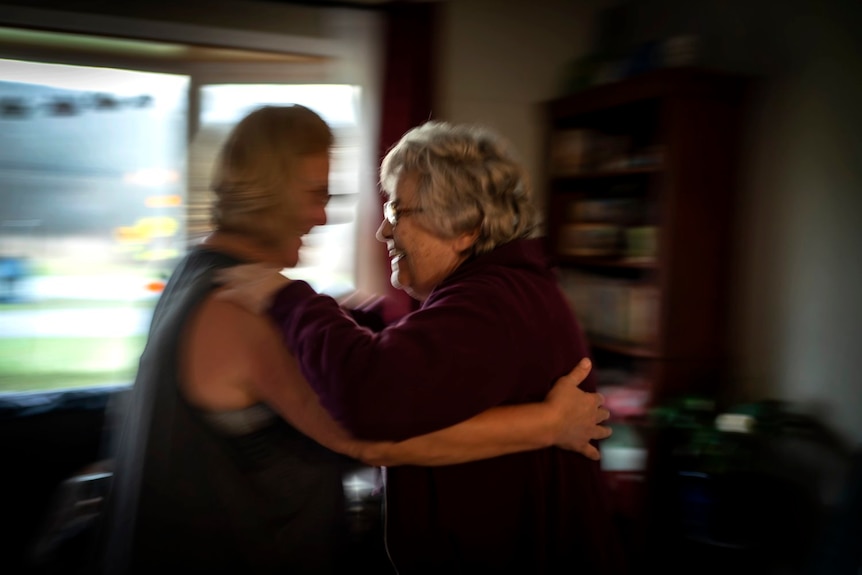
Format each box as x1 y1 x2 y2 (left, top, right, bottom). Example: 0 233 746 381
0 59 361 394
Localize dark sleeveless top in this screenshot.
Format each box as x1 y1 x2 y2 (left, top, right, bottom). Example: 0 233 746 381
99 248 353 574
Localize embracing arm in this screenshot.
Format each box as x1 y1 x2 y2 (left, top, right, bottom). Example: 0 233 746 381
248 325 610 466
213 268 612 464
258 354 612 467
362 358 611 466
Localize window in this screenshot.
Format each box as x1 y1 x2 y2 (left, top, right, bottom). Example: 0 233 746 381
0 58 189 393
0 26 374 395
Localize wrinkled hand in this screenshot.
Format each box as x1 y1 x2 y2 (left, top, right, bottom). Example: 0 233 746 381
213 263 291 314
545 358 612 461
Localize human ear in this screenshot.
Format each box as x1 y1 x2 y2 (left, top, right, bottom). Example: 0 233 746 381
453 228 479 254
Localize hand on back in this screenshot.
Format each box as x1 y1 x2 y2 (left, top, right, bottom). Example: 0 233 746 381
545 358 612 461
214 263 291 314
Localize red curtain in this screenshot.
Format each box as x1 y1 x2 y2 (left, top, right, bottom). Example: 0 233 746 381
375 0 438 319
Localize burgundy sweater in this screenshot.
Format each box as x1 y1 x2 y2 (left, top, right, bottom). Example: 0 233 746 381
269 238 627 574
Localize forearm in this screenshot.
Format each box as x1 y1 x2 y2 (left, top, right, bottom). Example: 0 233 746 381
263 363 557 467
273 284 537 440
287 387 375 461
357 402 558 467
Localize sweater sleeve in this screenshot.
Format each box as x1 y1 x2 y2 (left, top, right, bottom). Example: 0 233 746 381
346 306 387 333
267 279 531 442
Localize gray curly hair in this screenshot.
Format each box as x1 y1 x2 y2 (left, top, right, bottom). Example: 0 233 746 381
379 121 538 255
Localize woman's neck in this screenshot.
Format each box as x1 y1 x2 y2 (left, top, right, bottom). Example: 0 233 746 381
200 231 282 266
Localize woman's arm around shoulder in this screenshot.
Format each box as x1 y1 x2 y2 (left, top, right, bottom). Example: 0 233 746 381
360 358 613 466
181 290 373 459
184 298 611 466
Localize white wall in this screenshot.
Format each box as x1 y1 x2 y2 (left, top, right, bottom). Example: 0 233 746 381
732 7 862 446
435 0 609 221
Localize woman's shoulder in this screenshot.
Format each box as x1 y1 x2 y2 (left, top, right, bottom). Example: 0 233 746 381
182 290 281 409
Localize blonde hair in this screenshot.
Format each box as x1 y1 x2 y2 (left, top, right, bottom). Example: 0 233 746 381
380 121 537 256
210 105 333 246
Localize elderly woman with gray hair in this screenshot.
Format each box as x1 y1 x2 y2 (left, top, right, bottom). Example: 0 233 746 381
220 120 627 574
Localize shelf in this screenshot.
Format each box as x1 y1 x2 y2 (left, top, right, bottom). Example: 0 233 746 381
551 165 662 180
545 68 750 572
548 67 747 119
589 337 660 359
555 255 657 270
545 67 748 404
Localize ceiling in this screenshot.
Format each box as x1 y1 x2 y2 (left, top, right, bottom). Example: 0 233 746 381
0 0 437 65
0 24 326 65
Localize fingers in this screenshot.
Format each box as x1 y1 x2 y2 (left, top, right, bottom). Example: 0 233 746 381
212 269 230 285
566 357 592 384
580 425 612 460
592 425 613 440
581 445 601 461
597 406 611 424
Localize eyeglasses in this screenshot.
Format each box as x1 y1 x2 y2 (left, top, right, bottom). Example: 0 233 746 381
383 200 423 226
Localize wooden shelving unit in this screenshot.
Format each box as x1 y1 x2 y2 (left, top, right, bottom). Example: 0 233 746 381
544 67 749 408
542 67 750 572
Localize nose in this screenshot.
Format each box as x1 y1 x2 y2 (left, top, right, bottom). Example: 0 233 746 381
312 203 328 227
375 217 392 243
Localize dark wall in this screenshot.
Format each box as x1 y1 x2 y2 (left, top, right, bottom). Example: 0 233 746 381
595 0 861 76
0 391 119 574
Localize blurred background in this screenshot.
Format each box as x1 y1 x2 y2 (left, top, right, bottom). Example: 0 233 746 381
0 0 859 573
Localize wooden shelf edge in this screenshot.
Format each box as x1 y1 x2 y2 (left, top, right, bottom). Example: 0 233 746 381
551 165 662 180
589 337 660 358
554 255 658 269
547 66 749 118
